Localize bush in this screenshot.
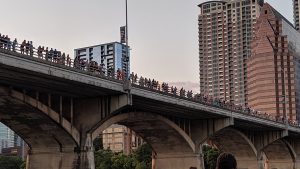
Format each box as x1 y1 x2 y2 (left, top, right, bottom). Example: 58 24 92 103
0 156 24 169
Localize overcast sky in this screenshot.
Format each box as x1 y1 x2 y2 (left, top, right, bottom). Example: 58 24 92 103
0 0 293 90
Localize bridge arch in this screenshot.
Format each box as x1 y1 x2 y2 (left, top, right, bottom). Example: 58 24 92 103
91 111 195 154
0 86 80 169
262 138 295 169
90 111 200 169
207 127 258 169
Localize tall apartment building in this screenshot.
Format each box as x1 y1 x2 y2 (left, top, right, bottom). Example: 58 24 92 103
0 123 22 153
198 0 263 106
74 42 130 76
294 0 300 30
247 3 300 120
102 124 143 155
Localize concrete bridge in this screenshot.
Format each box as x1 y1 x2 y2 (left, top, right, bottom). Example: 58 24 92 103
1 47 300 169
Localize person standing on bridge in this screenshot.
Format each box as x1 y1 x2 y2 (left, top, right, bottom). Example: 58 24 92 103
20 40 26 54
12 38 18 52
216 153 237 169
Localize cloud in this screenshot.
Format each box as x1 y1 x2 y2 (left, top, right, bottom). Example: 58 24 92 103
168 81 199 93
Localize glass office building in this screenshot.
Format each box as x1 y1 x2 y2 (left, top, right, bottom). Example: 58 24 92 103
0 122 22 153
74 42 130 76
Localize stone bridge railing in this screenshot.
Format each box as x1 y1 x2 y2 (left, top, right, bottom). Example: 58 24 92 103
0 36 298 128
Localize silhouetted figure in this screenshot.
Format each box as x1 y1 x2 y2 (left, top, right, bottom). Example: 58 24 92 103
216 153 237 169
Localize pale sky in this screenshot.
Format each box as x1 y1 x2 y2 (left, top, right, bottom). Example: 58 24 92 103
0 0 293 91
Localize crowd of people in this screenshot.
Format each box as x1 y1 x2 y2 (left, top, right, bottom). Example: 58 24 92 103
0 33 299 127
129 72 298 125
0 34 72 66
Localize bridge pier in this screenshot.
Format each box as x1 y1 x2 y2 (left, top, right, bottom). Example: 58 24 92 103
78 135 95 169
236 158 260 169
266 160 294 169
294 160 300 169
154 153 202 169
26 148 78 169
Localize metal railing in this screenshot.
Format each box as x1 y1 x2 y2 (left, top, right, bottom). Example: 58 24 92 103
0 36 299 128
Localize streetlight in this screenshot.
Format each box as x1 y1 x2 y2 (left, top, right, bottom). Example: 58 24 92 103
125 0 129 78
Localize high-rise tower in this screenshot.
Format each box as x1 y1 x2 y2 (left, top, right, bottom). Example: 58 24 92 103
294 0 300 30
0 123 22 153
248 3 300 121
198 0 263 106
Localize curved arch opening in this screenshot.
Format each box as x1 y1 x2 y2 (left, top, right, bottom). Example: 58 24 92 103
203 127 259 169
90 111 199 169
91 111 195 155
0 86 80 169
263 139 295 169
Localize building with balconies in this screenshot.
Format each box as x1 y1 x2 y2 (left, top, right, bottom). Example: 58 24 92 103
74 42 130 76
198 0 264 106
247 3 300 121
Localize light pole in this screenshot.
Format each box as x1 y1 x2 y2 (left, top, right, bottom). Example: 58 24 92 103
125 0 129 77
125 0 133 154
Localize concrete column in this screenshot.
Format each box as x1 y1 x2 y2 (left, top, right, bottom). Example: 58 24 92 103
155 153 202 169
78 134 95 169
257 151 266 169
294 159 300 169
267 160 294 169
78 146 95 169
27 149 78 169
257 159 265 169
236 158 260 169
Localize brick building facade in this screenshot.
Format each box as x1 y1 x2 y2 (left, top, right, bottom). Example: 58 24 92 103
198 0 263 106
247 3 300 120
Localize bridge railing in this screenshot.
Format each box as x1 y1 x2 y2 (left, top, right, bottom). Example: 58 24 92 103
0 39 124 79
0 37 299 128
129 75 286 123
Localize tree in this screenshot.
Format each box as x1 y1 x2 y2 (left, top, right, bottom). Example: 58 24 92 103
93 137 103 152
202 145 221 169
135 161 148 169
133 143 152 169
0 156 23 169
111 153 134 169
94 143 153 169
94 149 113 169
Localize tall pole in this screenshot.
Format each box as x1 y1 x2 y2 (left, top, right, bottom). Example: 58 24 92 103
125 0 129 77
125 0 132 154
126 0 128 47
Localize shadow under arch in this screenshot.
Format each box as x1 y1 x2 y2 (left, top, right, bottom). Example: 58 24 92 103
90 111 196 154
0 86 79 152
263 138 295 169
206 127 259 169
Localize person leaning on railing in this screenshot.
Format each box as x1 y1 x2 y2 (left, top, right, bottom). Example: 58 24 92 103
12 38 18 52
0 34 10 50
0 33 296 126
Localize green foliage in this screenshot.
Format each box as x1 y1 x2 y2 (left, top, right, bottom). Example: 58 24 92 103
94 143 152 169
95 149 113 169
0 156 24 169
93 137 103 152
202 145 221 169
111 153 134 169
135 161 149 169
133 144 152 169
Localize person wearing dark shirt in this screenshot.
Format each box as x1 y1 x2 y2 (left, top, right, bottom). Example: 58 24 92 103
216 153 237 169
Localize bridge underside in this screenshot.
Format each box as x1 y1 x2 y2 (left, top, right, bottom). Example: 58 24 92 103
209 128 259 169
93 112 201 169
263 140 295 169
0 88 78 169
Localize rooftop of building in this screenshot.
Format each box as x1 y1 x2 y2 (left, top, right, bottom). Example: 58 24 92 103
198 0 264 7
265 2 295 28
198 0 227 7
74 41 128 51
264 3 295 28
